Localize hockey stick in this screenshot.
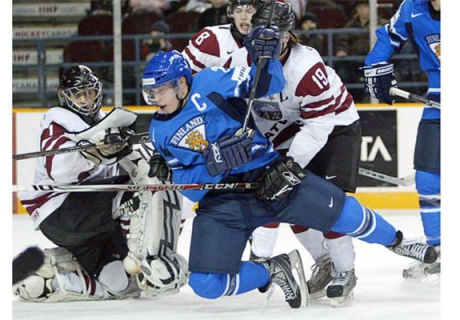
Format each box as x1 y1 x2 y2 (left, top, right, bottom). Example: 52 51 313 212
390 87 440 109
13 132 150 161
358 167 415 187
12 182 261 193
241 0 277 132
13 246 45 285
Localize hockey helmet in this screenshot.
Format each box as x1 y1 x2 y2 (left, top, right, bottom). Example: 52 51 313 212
227 0 264 21
58 64 102 116
142 50 192 105
251 1 295 32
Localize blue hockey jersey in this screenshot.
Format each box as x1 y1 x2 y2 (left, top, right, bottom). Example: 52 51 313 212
365 0 440 119
149 61 285 202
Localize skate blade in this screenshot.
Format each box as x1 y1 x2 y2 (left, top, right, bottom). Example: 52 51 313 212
288 249 309 307
310 289 327 300
330 291 354 307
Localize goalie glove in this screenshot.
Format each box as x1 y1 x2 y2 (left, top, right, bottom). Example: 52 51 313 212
257 157 307 201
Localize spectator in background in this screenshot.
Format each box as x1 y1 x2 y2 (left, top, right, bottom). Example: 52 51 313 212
198 0 230 29
128 0 170 15
297 11 324 55
185 0 212 13
334 0 387 101
290 0 309 22
142 21 173 62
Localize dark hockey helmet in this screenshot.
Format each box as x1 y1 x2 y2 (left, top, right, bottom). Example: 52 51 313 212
251 1 295 32
142 50 192 105
58 64 102 116
227 0 264 21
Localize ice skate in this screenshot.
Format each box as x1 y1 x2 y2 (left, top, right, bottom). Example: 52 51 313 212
403 245 441 279
306 253 332 299
388 231 438 263
261 250 309 308
326 269 357 307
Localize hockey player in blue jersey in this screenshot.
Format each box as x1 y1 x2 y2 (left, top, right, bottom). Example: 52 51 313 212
144 26 438 308
363 0 440 279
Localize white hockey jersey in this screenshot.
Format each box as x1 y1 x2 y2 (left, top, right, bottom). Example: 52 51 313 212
229 44 360 168
19 107 118 228
182 24 243 74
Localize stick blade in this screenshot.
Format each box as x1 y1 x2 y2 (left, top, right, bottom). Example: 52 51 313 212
13 246 45 285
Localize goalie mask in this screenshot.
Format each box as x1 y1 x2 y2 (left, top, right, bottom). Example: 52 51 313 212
142 50 192 106
58 64 103 116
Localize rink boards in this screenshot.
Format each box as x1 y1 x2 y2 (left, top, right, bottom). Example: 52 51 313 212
12 103 424 213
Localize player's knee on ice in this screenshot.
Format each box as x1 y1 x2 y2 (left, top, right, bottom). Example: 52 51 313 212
189 272 226 299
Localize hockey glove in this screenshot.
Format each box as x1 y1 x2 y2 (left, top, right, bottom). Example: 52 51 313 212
362 62 397 105
257 157 307 201
204 130 254 177
244 26 281 63
148 151 171 181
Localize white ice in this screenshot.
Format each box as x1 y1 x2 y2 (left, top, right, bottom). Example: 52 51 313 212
12 211 444 320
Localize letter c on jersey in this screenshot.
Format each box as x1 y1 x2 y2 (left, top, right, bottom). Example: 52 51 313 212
191 93 207 111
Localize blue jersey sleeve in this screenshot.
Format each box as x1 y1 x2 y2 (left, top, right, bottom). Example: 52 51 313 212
365 0 413 65
195 59 285 100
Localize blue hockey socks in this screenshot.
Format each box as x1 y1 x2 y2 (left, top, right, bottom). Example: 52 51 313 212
189 261 270 299
331 196 397 246
416 170 441 246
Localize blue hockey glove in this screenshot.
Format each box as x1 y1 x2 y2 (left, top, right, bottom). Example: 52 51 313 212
204 130 254 177
363 62 397 105
244 26 281 63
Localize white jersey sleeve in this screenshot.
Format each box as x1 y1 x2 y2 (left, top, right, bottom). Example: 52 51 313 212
182 24 243 73
19 107 117 228
229 45 359 168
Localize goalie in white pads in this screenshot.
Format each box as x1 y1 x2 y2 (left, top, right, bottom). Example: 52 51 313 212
15 64 187 301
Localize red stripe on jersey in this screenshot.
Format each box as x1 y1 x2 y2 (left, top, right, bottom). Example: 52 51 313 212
271 123 301 148
295 62 330 97
41 122 72 180
301 103 336 119
21 192 60 215
183 47 206 73
335 86 353 115
45 136 72 181
191 29 220 57
223 57 232 68
42 122 66 150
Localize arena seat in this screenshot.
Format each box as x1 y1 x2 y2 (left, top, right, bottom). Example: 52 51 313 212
78 14 113 36
63 40 108 62
308 7 347 29
165 11 201 51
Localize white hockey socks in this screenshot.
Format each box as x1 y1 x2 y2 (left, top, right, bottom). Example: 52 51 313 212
251 226 280 259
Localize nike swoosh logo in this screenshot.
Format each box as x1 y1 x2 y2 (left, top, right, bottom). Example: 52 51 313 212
325 175 336 180
328 197 333 208
411 13 423 18
226 51 233 54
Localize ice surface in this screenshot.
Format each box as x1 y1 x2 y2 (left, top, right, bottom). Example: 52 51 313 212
12 212 442 320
